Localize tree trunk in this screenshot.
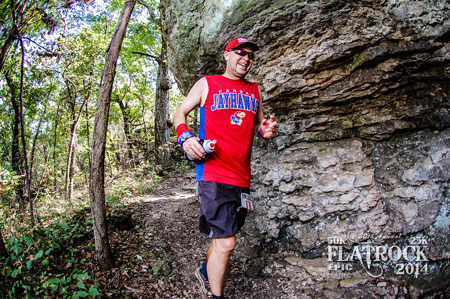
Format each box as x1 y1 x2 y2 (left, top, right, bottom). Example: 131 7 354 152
64 76 90 201
1 0 32 71
116 96 134 165
52 103 60 189
0 230 10 266
90 0 136 271
85 100 91 185
66 139 75 200
0 28 18 72
66 97 87 201
30 107 46 183
5 71 24 203
16 32 34 226
65 97 76 201
64 78 77 201
138 95 151 154
154 37 171 168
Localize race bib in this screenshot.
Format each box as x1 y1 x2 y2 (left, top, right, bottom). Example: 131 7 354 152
237 193 253 212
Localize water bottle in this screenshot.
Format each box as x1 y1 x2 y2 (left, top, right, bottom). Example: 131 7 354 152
185 139 217 162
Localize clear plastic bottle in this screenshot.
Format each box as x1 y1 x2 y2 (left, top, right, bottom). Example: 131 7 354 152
185 139 217 162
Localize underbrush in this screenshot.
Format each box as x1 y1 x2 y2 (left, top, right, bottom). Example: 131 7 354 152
0 160 192 298
0 211 99 298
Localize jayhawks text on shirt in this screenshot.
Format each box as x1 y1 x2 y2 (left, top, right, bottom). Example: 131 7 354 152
210 89 259 114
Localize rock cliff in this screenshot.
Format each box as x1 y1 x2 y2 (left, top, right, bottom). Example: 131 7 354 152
161 0 450 292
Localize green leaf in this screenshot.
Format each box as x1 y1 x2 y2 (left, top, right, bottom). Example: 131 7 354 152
77 272 89 280
42 259 49 266
34 250 44 260
50 283 59 291
47 278 63 284
60 285 69 294
77 290 90 297
27 260 32 270
77 280 86 289
2 266 12 276
88 286 101 296
58 222 70 230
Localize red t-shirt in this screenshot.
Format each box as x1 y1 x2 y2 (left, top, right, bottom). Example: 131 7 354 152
196 75 260 187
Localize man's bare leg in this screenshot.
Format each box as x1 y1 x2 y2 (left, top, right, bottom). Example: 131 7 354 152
206 235 236 296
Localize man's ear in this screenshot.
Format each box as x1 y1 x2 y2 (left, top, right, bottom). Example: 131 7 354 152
224 51 229 61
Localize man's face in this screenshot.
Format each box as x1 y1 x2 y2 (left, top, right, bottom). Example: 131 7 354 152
224 46 255 79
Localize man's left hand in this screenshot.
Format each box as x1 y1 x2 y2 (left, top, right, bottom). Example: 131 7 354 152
260 115 277 139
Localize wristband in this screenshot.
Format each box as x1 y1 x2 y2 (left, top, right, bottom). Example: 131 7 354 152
259 128 267 139
177 124 196 146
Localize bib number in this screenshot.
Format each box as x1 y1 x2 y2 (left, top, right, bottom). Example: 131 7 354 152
237 193 253 212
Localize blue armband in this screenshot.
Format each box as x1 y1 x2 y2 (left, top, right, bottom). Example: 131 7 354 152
178 131 196 146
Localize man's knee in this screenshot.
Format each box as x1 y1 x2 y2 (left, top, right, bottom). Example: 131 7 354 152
215 236 236 253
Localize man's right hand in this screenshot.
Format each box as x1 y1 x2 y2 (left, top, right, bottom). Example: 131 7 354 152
183 137 206 160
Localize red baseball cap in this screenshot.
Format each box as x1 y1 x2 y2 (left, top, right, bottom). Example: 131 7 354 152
225 37 259 52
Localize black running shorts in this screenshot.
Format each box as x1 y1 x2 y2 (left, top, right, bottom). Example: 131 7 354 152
197 181 249 239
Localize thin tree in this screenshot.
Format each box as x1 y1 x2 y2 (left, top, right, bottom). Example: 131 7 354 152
114 92 134 166
52 103 61 189
136 93 151 154
132 42 172 168
153 36 172 168
131 1 172 169
85 98 91 185
0 0 27 71
14 18 34 226
4 71 24 203
0 0 58 71
0 229 10 266
90 0 136 270
63 76 78 201
29 105 47 202
63 76 89 201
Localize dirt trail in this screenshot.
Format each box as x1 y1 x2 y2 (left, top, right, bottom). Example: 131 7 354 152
110 169 288 298
102 168 430 299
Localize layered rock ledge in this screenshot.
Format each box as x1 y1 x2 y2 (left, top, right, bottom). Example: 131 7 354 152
161 0 450 294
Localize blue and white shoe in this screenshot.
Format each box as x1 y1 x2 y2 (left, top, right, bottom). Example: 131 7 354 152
195 263 212 297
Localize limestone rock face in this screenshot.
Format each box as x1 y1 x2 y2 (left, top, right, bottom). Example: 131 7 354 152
161 0 450 290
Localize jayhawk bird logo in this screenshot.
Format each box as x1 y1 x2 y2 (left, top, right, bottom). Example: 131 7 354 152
231 111 246 125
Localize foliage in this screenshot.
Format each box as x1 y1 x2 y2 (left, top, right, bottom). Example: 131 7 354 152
0 158 168 297
0 0 191 294
106 161 163 205
0 214 99 298
0 167 22 199
0 0 185 201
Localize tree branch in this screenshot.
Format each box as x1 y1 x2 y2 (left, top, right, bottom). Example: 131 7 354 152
23 37 58 56
136 0 159 25
131 51 162 64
